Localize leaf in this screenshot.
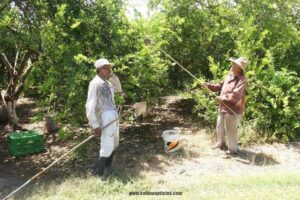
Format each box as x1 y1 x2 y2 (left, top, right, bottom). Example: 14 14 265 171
71 21 81 29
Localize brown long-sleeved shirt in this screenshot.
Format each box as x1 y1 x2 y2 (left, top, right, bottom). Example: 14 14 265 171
206 73 248 115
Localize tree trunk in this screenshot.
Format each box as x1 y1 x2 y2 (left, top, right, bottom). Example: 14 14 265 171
0 105 9 124
1 48 37 130
1 91 20 130
7 100 18 123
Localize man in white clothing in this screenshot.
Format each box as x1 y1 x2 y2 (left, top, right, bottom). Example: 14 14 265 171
85 58 120 177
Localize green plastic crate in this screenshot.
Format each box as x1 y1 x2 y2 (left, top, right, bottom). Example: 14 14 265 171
8 130 44 157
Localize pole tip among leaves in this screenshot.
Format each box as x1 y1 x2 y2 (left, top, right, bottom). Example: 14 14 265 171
144 38 154 46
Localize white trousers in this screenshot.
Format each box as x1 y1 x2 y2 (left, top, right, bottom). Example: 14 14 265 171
216 112 241 152
99 110 119 157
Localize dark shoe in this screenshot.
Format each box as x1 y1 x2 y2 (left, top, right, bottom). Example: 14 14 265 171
225 149 239 156
220 145 228 151
212 143 227 150
106 151 115 168
102 167 112 180
95 157 108 176
100 174 108 181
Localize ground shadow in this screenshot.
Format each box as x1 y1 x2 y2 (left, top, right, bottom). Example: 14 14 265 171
111 97 207 177
16 99 37 124
285 141 300 154
233 149 279 166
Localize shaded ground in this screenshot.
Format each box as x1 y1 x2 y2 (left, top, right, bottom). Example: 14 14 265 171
1 96 300 199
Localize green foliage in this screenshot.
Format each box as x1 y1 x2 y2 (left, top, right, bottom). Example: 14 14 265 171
116 35 169 102
24 0 169 125
58 127 73 141
246 64 300 141
0 0 50 91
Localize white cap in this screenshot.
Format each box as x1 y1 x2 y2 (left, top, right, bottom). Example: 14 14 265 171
94 58 114 69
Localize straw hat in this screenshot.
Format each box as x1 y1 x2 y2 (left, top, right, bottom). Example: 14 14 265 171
229 57 248 71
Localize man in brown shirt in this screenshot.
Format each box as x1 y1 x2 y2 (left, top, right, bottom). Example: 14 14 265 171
201 57 248 155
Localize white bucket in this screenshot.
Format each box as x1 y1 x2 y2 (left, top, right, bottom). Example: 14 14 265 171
161 129 182 153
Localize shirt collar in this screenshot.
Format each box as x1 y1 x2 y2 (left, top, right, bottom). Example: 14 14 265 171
96 75 106 82
229 73 243 79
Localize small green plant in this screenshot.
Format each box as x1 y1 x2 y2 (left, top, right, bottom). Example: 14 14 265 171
58 127 73 141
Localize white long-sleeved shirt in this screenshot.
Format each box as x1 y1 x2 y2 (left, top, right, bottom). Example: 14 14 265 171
85 75 116 129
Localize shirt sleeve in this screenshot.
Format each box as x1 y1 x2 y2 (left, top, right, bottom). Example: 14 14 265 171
206 81 224 92
85 81 100 129
109 74 122 93
222 78 248 104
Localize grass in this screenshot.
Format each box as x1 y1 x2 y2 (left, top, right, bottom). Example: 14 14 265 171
19 171 300 200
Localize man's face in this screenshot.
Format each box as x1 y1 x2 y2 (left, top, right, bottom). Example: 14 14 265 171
230 63 241 74
101 65 112 78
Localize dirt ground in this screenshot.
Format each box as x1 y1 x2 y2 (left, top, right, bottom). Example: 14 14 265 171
1 96 300 198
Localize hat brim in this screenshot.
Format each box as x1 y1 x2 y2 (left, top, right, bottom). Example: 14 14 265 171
98 63 114 69
105 63 114 67
228 58 245 71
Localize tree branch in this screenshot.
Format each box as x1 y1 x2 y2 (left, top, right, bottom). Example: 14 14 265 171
14 45 19 68
15 49 34 82
14 59 34 99
1 53 14 76
0 90 8 107
0 3 8 13
2 53 17 102
6 26 20 35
